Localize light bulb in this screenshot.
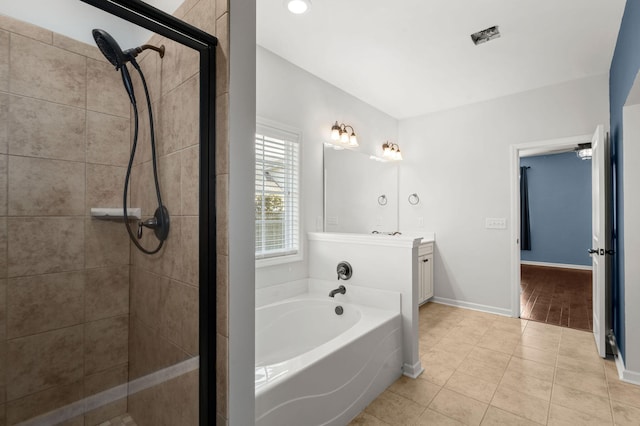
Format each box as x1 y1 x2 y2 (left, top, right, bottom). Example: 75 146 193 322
330 122 340 141
286 0 311 14
577 148 592 160
340 131 349 143
349 133 358 146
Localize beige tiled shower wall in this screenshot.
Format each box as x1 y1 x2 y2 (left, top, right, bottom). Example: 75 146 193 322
0 15 131 426
126 0 230 425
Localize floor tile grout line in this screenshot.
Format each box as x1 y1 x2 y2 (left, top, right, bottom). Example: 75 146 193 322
604 356 617 424
546 353 560 426
447 317 509 424
435 307 555 424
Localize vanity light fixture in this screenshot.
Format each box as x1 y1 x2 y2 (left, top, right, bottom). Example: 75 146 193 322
382 141 403 161
285 0 311 14
575 143 592 160
330 121 359 147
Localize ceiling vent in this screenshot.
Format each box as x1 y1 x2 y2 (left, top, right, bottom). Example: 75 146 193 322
470 26 500 45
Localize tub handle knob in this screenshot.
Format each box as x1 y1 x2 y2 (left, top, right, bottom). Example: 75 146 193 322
337 261 352 280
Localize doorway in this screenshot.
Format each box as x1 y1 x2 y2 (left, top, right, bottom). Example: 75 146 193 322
511 127 610 357
509 133 598 323
518 149 593 331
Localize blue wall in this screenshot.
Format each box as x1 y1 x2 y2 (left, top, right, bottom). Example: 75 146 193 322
520 152 592 266
609 0 640 361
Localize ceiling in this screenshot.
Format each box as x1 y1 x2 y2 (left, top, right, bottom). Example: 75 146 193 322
257 0 626 119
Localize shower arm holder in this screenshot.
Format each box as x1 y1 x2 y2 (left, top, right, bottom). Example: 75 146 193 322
124 44 165 61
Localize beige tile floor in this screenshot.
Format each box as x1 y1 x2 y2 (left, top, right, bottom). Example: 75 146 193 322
350 302 640 425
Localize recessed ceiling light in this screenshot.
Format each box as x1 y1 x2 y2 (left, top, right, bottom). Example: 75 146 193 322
285 0 311 14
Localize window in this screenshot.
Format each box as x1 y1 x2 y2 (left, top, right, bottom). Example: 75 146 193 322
255 121 300 262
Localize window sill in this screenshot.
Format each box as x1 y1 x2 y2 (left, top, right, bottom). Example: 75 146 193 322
255 252 303 268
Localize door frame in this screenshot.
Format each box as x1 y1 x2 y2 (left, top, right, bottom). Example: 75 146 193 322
509 134 593 318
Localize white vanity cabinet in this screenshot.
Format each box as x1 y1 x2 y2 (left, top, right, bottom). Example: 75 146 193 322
418 242 434 304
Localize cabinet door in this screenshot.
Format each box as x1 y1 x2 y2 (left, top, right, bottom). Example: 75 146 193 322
419 254 433 303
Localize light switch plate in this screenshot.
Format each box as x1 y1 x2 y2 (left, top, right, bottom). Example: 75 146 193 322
485 217 507 229
326 216 339 226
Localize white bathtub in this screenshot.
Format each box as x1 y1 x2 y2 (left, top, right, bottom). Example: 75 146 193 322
255 283 402 426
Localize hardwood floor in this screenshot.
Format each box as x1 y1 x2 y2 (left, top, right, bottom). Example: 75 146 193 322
520 264 592 331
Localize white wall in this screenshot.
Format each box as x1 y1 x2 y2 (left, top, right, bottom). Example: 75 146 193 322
398 74 610 312
256 46 398 288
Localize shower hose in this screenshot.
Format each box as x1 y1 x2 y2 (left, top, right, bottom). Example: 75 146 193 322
122 59 168 255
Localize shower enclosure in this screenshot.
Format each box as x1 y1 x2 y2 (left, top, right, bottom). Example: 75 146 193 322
0 0 218 424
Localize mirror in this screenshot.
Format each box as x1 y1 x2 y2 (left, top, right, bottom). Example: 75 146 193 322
324 146 399 233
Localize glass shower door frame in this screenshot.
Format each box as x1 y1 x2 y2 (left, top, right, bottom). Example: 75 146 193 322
78 1 218 424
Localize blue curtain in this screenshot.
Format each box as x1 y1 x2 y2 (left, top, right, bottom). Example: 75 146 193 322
520 166 531 251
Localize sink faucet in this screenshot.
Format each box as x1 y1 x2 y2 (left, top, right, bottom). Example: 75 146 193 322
329 285 346 297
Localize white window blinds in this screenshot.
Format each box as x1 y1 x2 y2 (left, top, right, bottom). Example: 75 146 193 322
255 124 300 260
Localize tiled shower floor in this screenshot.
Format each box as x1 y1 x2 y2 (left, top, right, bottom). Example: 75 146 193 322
98 414 138 426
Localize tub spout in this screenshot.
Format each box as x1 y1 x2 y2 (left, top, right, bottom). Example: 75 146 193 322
329 285 346 297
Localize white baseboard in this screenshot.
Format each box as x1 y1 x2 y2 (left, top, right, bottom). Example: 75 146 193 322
520 260 592 271
431 297 512 317
615 353 640 385
402 360 424 379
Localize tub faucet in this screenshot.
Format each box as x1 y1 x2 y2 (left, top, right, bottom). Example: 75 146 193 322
329 285 346 297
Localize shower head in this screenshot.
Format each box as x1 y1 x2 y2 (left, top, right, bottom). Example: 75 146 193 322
92 29 126 69
92 29 166 70
92 29 165 106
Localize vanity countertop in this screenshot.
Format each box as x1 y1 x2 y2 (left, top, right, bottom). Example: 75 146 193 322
407 232 435 243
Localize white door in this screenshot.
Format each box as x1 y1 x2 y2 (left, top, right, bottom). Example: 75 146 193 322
591 125 607 358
